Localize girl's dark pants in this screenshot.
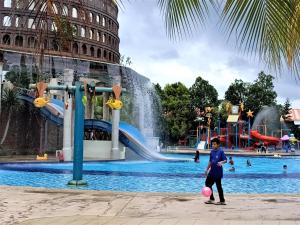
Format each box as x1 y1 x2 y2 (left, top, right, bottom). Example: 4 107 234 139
205 176 225 202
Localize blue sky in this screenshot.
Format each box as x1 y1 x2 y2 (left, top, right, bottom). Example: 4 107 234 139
118 1 300 107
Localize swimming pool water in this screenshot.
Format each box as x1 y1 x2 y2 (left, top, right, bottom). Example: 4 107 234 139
0 154 299 194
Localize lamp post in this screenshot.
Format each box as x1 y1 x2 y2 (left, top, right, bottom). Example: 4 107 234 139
194 107 204 145
217 104 222 136
205 107 213 149
247 110 254 147
194 117 203 143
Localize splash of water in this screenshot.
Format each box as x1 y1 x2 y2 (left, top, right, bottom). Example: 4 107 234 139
252 106 281 136
120 67 160 149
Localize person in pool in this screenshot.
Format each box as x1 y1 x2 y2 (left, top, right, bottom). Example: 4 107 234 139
247 159 251 167
194 150 200 163
57 151 64 163
228 156 235 172
283 165 287 171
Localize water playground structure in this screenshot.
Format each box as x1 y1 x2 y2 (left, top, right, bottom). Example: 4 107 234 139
0 45 166 154
21 69 186 185
195 103 299 151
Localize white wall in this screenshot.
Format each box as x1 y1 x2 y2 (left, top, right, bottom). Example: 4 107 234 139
83 140 126 160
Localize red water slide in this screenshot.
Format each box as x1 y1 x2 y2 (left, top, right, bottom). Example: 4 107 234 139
250 130 280 145
211 135 226 143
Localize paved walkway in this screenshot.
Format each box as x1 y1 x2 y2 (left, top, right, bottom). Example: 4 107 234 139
17 215 300 225
0 186 299 225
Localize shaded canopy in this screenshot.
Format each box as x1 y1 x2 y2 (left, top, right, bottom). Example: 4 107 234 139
280 135 289 141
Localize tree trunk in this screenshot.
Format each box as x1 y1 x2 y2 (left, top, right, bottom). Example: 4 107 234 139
1 108 11 145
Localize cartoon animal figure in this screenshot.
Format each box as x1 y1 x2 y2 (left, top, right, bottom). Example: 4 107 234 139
106 98 123 110
34 97 50 108
105 85 123 110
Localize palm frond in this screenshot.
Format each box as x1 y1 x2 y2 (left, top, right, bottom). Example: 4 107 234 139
157 0 219 39
1 88 22 110
221 0 300 78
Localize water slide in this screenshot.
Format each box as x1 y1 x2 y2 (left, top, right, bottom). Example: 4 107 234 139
250 130 280 145
196 141 206 150
209 135 226 143
18 95 64 125
19 94 186 161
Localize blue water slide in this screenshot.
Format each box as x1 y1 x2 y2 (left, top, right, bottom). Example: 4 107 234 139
19 94 187 161
85 119 184 161
18 95 64 126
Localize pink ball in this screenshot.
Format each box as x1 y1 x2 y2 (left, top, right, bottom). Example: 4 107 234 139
201 187 212 197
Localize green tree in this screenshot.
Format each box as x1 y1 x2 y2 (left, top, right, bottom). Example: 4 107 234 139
5 69 31 89
280 99 300 138
161 82 191 144
158 0 300 77
1 88 23 145
225 79 250 105
153 83 166 140
189 76 218 109
154 83 164 97
218 100 231 127
245 71 277 115
94 96 103 120
281 98 292 120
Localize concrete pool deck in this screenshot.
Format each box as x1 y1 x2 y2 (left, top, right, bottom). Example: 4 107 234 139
0 186 299 225
0 149 299 164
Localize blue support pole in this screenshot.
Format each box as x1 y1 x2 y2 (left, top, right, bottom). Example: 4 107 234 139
68 81 87 186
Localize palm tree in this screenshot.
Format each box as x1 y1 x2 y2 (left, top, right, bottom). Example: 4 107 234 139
157 0 300 78
0 88 22 145
17 0 79 81
20 0 300 78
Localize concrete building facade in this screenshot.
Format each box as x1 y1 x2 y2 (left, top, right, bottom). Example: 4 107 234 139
0 0 120 64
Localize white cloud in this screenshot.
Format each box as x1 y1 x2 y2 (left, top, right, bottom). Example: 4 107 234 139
119 0 300 107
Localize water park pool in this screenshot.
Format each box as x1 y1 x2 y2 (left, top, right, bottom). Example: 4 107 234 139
0 154 299 194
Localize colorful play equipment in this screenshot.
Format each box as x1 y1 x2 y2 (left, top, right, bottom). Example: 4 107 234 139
195 101 290 150
106 85 123 110
106 98 123 110
33 82 50 108
36 153 48 160
250 130 280 145
33 97 50 108
30 79 123 186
